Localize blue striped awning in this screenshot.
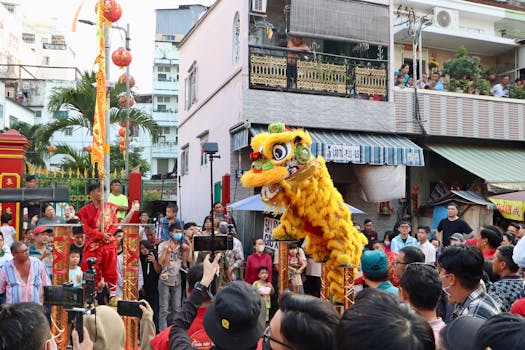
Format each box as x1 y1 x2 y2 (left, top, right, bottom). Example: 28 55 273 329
250 126 424 167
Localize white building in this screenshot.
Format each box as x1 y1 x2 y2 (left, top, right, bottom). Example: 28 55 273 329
139 5 207 177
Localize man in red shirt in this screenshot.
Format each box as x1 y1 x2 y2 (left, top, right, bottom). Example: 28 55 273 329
78 182 138 301
151 263 213 350
476 228 503 260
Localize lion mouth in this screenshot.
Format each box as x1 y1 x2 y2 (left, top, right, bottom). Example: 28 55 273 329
261 183 283 201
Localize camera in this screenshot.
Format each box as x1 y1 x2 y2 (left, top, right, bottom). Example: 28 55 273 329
193 234 233 252
84 257 97 306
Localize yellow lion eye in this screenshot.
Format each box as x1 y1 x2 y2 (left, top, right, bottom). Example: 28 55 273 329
272 143 291 161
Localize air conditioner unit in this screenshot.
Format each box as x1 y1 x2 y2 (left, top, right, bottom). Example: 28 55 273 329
251 0 267 13
433 7 459 31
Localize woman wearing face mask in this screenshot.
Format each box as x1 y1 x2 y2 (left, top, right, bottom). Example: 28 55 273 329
245 238 273 285
383 231 394 253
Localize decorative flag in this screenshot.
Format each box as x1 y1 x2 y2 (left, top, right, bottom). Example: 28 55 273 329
71 0 86 32
92 0 109 177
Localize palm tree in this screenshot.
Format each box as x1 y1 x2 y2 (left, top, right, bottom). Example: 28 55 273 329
41 71 159 144
52 144 92 174
7 121 48 168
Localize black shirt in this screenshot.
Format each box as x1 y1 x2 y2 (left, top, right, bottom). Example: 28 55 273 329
438 218 473 246
140 252 160 292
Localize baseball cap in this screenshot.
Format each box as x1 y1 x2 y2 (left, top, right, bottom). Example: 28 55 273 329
33 225 53 236
360 250 388 275
203 281 265 349
442 316 484 350
450 233 464 242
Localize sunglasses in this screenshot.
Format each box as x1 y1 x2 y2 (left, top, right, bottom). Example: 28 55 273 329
263 326 295 350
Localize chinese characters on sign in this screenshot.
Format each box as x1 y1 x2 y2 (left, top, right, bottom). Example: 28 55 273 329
326 144 360 163
263 216 280 250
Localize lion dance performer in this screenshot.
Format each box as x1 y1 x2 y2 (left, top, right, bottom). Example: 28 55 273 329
241 123 367 301
78 182 120 302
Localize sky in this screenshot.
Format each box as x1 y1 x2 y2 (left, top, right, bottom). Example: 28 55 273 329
17 0 216 93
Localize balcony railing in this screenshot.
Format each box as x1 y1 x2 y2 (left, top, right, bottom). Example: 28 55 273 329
249 45 388 100
394 87 525 141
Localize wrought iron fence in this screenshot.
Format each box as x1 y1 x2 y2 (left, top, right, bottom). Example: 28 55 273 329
249 45 388 100
26 165 127 211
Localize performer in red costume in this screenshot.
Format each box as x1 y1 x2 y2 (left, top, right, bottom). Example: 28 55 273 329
78 182 139 301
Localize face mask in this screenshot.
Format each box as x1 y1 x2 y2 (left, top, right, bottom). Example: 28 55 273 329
172 233 183 241
219 226 228 234
256 245 265 253
384 240 390 246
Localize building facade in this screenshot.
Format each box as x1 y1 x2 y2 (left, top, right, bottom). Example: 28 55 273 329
177 0 432 240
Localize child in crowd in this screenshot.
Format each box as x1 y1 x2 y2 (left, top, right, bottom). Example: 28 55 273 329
288 242 306 294
69 251 83 288
253 266 274 322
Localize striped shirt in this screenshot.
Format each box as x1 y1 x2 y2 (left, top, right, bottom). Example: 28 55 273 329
452 287 501 321
0 257 51 304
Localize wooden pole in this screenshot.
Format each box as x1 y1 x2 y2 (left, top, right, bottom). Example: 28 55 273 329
121 224 140 350
278 241 289 293
51 225 73 350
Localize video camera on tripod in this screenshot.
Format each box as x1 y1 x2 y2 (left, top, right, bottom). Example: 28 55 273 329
44 257 98 345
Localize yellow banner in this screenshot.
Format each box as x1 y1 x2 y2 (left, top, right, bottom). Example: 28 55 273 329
489 198 524 221
92 0 109 177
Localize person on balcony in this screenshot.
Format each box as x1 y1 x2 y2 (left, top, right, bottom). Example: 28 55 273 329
394 64 410 86
490 75 510 98
287 36 310 88
428 72 444 91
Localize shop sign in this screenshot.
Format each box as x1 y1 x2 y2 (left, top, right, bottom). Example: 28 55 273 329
490 198 524 221
263 216 280 250
326 144 360 163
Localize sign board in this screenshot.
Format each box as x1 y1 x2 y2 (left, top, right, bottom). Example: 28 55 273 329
325 144 360 163
263 216 280 250
489 198 524 221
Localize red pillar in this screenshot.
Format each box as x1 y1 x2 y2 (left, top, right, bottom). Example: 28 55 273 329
222 174 231 207
0 130 29 238
127 169 142 223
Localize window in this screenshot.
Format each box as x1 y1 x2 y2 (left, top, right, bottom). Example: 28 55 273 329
22 33 35 44
5 4 14 13
157 73 167 81
200 135 208 166
35 110 42 118
232 12 240 64
51 34 65 45
162 34 176 41
157 96 171 103
160 127 171 135
184 62 197 110
180 147 189 175
64 127 73 136
42 56 50 65
158 66 171 73
157 104 167 112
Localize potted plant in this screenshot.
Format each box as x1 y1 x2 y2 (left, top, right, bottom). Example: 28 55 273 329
443 46 481 93
473 78 490 95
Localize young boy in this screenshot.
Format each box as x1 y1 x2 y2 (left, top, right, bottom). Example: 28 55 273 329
0 213 16 253
158 223 183 330
69 251 83 288
253 266 274 322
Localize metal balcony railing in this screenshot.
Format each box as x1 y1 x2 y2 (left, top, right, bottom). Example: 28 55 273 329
249 45 389 100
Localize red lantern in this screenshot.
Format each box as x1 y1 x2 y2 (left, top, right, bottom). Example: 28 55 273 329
118 73 135 88
47 145 56 152
95 0 122 23
119 138 126 146
112 47 132 67
118 94 135 108
119 121 126 127
118 127 126 137
85 146 92 152
120 145 126 152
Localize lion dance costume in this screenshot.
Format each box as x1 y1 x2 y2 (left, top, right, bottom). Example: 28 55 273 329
241 123 367 302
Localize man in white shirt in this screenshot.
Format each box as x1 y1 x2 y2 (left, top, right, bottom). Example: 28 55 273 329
417 226 436 264
490 75 510 97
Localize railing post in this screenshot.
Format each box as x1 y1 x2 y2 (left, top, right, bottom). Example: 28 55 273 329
121 224 141 350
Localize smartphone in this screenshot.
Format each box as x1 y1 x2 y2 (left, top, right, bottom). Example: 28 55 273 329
193 234 233 252
117 300 145 318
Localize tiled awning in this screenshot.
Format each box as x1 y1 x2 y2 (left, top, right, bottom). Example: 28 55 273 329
244 126 424 166
427 144 525 191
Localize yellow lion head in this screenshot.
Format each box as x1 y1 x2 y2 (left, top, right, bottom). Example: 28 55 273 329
241 123 317 201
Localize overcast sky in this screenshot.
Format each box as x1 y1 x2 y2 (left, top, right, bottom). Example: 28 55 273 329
17 0 216 93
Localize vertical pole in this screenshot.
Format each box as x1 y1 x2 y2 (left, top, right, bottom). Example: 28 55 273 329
278 241 289 293
122 225 140 350
343 266 355 310
124 23 131 181
104 23 111 202
418 25 423 85
210 154 215 254
320 263 329 301
51 225 73 350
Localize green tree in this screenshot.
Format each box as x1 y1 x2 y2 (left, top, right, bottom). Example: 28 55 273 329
6 121 48 168
52 144 92 173
42 71 159 144
109 143 150 173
